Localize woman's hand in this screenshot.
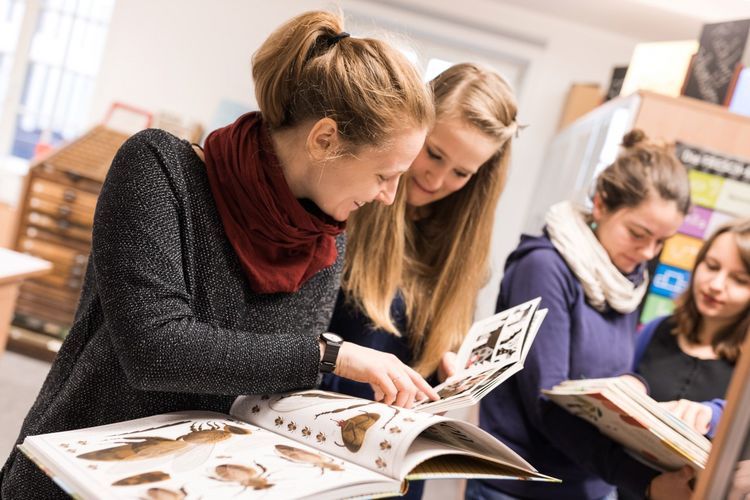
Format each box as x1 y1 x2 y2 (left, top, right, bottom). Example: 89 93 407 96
618 374 648 393
648 466 694 499
728 460 750 500
437 351 458 383
333 342 439 408
660 399 712 434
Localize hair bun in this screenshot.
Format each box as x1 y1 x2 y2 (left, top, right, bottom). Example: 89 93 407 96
621 129 647 149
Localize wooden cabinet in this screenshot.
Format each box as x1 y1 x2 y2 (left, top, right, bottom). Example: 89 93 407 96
12 126 129 346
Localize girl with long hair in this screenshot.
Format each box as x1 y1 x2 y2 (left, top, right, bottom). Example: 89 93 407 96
322 62 519 399
1 11 438 498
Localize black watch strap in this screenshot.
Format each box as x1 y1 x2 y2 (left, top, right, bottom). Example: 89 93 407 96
319 332 343 373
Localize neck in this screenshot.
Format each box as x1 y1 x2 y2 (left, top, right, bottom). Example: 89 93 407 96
696 316 731 345
270 127 310 199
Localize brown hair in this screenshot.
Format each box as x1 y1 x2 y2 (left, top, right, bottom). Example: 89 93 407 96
672 218 750 361
595 129 691 215
344 63 518 376
252 10 433 151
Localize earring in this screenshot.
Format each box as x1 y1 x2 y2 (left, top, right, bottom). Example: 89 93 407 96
590 221 598 231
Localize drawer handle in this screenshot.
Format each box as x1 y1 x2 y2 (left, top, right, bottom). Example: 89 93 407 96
58 205 71 217
57 219 71 229
63 189 77 202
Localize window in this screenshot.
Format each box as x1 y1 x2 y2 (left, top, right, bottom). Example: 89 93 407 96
0 0 115 161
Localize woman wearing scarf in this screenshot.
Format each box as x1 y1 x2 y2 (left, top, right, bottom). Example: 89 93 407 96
0 10 437 498
468 130 693 500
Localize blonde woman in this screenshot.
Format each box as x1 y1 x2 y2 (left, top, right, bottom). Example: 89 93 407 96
322 62 517 401
1 11 438 497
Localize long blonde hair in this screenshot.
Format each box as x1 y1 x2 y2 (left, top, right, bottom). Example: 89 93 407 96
344 63 518 376
252 10 433 150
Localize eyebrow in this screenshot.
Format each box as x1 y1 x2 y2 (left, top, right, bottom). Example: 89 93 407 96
429 143 479 175
629 222 653 236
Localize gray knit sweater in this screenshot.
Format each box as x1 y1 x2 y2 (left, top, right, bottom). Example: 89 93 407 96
0 129 344 498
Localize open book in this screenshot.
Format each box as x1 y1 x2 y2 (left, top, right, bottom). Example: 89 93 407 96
414 297 546 413
544 377 712 471
19 390 558 499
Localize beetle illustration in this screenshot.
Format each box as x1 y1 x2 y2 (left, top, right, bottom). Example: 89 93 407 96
275 444 344 474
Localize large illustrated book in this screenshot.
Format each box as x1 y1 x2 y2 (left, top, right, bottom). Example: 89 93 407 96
544 377 712 471
19 390 558 499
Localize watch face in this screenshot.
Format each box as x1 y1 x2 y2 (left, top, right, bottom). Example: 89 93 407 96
322 332 343 344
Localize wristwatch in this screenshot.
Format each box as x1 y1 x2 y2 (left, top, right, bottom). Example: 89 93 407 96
319 332 343 373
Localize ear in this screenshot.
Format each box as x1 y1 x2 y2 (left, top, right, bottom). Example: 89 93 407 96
591 192 605 222
306 117 340 162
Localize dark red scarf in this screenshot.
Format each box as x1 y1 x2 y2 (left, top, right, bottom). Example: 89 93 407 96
203 112 345 294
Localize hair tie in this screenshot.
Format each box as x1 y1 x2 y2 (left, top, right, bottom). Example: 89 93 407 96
327 32 350 46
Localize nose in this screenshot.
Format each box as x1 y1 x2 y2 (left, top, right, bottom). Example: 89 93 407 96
708 271 727 291
374 176 399 205
637 240 660 262
423 168 445 191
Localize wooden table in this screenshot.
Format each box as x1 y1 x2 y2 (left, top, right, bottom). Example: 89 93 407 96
0 247 52 355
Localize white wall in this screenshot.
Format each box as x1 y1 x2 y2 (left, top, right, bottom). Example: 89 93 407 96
89 0 648 320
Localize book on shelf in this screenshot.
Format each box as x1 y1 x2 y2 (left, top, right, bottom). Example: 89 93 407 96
543 377 712 472
415 297 546 413
20 390 558 500
18 297 553 499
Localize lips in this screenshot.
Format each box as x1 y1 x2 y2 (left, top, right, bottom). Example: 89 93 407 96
699 292 723 307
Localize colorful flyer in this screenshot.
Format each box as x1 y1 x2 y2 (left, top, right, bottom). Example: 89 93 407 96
714 178 750 216
660 234 703 270
650 263 691 299
641 294 677 324
688 170 724 209
678 205 712 239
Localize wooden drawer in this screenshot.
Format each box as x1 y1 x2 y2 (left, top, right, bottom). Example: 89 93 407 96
28 195 94 228
21 280 81 306
17 293 77 321
27 211 92 243
22 226 90 254
18 236 88 271
30 177 98 212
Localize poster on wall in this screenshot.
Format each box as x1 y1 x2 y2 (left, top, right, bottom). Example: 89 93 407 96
640 142 750 324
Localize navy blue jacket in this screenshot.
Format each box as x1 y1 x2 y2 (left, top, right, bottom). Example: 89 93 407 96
475 232 658 500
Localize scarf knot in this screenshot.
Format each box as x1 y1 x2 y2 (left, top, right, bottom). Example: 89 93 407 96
203 112 345 293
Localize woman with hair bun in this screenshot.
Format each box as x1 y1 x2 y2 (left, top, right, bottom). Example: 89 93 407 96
0 10 437 498
469 130 695 499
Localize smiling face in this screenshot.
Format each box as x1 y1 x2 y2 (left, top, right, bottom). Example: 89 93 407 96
592 194 684 274
405 117 499 208
312 127 426 221
692 232 750 327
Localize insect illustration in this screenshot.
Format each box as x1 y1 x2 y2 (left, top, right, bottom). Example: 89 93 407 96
379 440 392 450
112 470 170 486
389 426 401 434
375 457 387 469
274 417 284 427
301 427 311 437
275 444 344 474
316 432 326 443
251 405 260 414
566 398 603 422
76 420 252 471
332 412 380 453
141 486 187 500
210 462 274 492
287 422 297 432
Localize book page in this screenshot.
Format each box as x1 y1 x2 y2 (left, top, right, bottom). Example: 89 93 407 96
231 390 445 480
454 297 540 372
21 411 398 500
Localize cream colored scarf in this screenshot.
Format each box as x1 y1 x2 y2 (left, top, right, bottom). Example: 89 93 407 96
545 200 648 313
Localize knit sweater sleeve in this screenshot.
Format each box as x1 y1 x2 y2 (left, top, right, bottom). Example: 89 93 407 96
503 249 658 495
91 132 321 395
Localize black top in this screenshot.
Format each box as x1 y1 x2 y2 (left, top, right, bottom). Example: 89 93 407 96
0 130 345 498
636 317 734 403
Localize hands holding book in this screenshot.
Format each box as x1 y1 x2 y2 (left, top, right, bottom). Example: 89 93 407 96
660 399 712 435
647 466 695 500
333 341 440 408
